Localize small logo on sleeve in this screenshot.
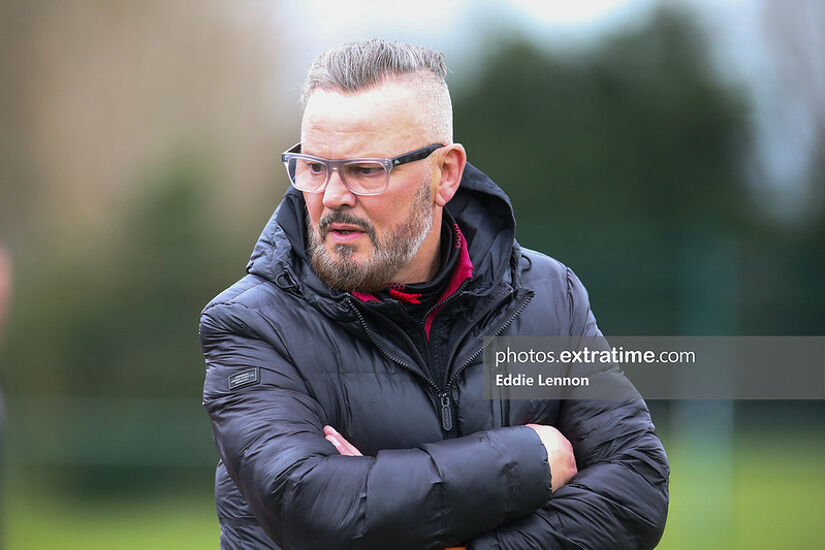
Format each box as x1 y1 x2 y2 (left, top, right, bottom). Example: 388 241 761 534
228 367 260 390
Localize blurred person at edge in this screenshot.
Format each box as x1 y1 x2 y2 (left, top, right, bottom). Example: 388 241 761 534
0 246 11 550
199 39 669 550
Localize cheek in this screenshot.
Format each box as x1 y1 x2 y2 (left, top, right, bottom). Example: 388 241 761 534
360 202 400 235
303 193 324 224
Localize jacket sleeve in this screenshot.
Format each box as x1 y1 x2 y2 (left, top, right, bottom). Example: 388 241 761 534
200 301 553 550
467 268 670 550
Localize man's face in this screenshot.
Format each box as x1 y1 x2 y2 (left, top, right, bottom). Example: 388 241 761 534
301 81 438 292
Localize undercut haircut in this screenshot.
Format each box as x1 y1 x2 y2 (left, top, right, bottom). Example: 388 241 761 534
301 39 454 143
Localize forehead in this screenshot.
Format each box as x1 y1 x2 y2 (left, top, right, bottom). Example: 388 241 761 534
300 80 425 157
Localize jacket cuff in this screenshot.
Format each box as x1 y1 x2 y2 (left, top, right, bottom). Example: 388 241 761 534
488 425 552 518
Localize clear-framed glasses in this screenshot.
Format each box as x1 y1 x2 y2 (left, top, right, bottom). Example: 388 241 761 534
281 143 444 196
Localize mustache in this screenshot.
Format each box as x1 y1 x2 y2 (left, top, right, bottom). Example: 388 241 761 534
318 211 377 243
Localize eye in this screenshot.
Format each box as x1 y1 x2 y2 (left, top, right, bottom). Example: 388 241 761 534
307 162 326 174
352 163 383 177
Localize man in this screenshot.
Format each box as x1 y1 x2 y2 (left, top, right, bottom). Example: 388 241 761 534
200 39 669 549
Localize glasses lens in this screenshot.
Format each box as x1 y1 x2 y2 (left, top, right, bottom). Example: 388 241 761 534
342 162 388 195
288 158 328 192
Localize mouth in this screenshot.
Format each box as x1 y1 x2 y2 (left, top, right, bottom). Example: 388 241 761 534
329 224 363 232
324 223 368 244
327 223 365 234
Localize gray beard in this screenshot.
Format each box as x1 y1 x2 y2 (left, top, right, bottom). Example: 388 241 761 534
306 179 433 293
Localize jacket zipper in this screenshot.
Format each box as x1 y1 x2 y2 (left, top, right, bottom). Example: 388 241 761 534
445 289 535 397
419 279 471 323
418 279 474 433
440 393 453 431
349 300 456 433
437 289 535 434
348 289 534 436
346 299 444 406
438 291 534 434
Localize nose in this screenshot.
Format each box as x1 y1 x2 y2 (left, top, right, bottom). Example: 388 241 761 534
322 167 357 210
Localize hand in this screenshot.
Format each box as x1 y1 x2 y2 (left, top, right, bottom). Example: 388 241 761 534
526 424 577 492
323 425 362 456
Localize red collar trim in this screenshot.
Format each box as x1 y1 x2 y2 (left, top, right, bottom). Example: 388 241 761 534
351 290 379 303
388 288 422 304
350 224 474 331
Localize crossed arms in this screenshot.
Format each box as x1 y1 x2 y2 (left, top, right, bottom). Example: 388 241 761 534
201 300 669 550
324 424 577 550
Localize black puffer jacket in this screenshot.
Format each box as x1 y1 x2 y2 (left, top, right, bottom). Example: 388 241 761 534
200 163 669 550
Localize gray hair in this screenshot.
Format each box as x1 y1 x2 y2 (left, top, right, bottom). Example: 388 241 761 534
301 39 453 142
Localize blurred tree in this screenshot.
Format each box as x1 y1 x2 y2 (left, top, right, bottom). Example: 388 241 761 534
1 155 244 490
4 155 246 398
455 10 762 335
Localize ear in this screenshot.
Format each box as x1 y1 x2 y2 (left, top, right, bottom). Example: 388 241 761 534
433 143 467 207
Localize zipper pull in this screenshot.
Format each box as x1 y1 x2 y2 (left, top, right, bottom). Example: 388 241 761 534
440 393 453 432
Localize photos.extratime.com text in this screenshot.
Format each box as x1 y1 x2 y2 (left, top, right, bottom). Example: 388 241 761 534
483 336 825 399
493 346 697 368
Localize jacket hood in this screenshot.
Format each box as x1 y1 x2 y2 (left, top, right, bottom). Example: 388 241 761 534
245 162 518 301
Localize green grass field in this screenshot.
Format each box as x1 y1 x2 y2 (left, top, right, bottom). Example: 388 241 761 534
5 434 824 549
659 433 825 549
6 491 218 549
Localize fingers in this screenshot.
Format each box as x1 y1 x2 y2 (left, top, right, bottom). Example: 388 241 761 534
323 425 363 456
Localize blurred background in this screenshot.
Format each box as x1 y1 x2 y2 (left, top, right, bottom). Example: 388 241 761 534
0 0 823 548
